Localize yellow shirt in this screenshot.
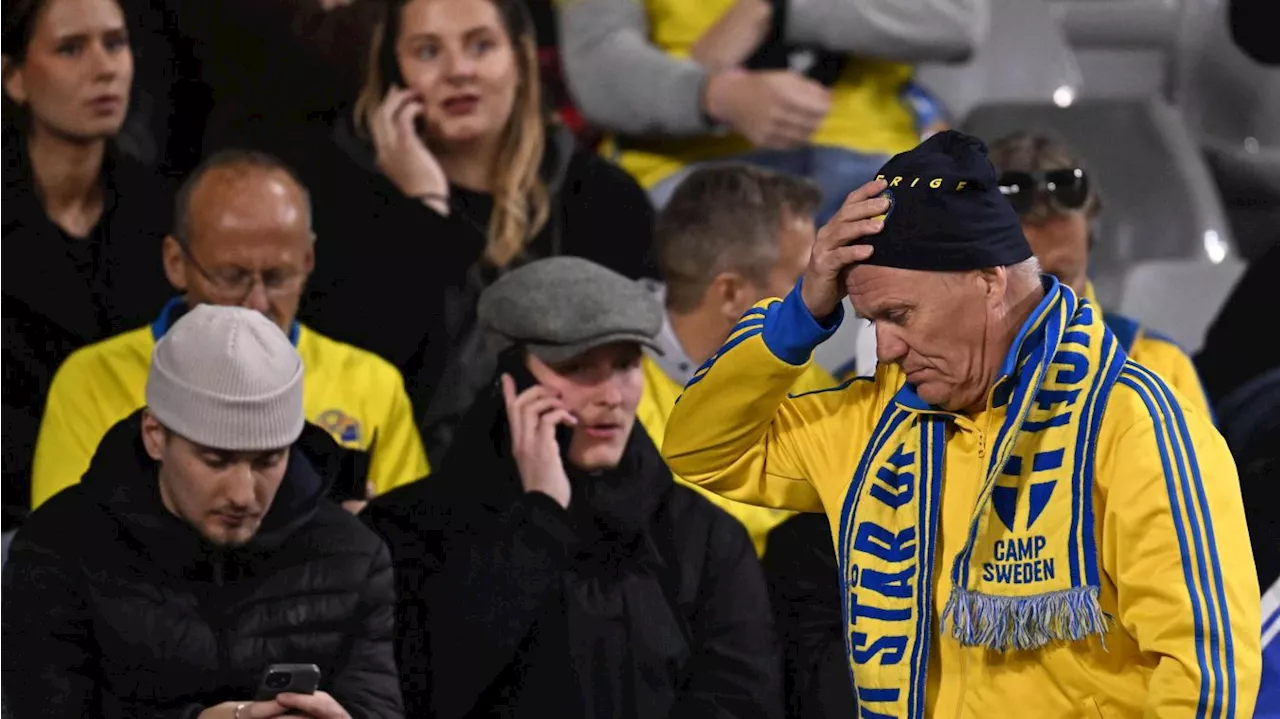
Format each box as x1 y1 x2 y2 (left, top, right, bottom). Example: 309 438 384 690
663 285 1259 718
32 302 428 509
638 354 838 555
1086 281 1213 419
608 0 920 189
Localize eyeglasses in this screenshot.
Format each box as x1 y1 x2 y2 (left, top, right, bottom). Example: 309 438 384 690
997 168 1090 215
177 241 307 303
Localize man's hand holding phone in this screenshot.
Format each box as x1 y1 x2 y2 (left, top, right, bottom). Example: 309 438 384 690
197 691 350 719
501 373 575 510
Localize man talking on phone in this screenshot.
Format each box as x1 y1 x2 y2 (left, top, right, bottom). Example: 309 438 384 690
363 257 782 718
3 306 403 719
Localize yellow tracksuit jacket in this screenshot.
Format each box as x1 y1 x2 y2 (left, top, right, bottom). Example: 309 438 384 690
32 300 428 508
638 354 838 555
662 283 1260 717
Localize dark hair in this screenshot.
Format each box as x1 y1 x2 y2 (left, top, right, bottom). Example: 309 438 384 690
657 164 821 313
173 149 313 246
3 0 130 139
355 0 547 268
3 0 48 134
2 0 46 60
987 130 1103 219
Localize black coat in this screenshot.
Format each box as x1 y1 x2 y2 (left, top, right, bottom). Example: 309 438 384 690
1 140 175 528
761 514 854 719
1 411 404 719
1195 241 1279 406
362 382 782 719
267 119 656 465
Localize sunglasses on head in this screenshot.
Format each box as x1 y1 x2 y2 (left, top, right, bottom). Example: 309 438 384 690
997 168 1090 214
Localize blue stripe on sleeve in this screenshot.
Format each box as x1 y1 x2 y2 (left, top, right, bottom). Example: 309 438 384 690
1119 368 1219 719
1129 363 1235 718
683 327 763 390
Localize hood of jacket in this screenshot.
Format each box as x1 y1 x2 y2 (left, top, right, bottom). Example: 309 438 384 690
438 369 674 546
79 409 330 576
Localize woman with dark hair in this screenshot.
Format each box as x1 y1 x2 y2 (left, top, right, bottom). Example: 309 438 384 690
2 0 173 529
282 0 658 467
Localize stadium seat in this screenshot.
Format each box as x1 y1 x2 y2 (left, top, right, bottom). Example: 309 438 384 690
1116 255 1245 353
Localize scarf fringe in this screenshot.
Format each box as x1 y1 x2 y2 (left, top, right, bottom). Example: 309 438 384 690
941 585 1111 652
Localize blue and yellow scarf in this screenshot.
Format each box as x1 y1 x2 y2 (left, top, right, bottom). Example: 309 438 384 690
837 280 1127 718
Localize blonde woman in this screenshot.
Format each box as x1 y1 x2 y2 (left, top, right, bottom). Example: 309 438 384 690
284 0 657 464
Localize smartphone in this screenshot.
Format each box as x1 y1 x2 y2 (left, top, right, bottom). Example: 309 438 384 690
497 349 575 456
381 36 429 137
253 663 321 702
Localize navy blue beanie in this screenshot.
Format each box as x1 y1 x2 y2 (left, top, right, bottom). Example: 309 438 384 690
858 130 1032 271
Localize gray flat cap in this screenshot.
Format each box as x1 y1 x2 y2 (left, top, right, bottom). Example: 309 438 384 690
479 257 663 363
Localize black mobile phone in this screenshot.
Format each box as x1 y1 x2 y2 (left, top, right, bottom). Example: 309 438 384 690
254 663 321 702
379 23 430 136
497 349 575 456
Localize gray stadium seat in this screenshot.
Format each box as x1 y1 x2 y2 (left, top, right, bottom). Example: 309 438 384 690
1116 256 1246 353
962 100 1239 333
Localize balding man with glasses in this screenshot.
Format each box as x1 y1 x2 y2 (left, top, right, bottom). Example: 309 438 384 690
30 150 428 512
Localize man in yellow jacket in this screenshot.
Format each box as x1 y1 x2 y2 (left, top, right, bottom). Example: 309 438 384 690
32 150 428 512
663 131 1260 717
988 130 1213 418
637 163 838 555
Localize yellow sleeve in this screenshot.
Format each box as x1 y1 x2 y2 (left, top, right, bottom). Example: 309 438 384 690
31 360 108 509
663 284 888 513
1132 334 1214 420
365 370 430 497
1100 365 1260 718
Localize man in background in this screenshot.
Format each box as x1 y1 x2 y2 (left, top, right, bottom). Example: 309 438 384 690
32 149 427 512
988 130 1212 417
639 164 838 554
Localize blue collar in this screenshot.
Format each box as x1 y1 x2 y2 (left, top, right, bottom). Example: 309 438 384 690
892 274 1065 413
150 297 301 345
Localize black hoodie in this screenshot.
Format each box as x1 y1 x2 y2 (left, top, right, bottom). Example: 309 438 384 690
1 411 403 719
362 375 782 719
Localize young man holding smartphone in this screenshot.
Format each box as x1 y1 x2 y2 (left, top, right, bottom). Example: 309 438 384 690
2 306 403 719
363 257 783 718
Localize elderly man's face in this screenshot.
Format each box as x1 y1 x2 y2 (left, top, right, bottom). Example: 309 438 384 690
163 167 315 334
846 264 1001 411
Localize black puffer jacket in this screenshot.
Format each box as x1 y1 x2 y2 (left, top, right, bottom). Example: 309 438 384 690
362 377 782 719
761 513 853 719
1 411 403 719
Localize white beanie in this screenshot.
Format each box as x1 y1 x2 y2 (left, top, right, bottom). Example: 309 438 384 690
146 304 305 451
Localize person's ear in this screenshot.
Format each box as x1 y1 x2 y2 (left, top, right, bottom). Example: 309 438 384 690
162 236 188 292
978 266 1008 309
140 410 167 461
303 235 317 277
711 271 750 319
2 55 27 106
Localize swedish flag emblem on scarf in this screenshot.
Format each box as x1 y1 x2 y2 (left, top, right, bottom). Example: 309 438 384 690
837 280 1127 718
